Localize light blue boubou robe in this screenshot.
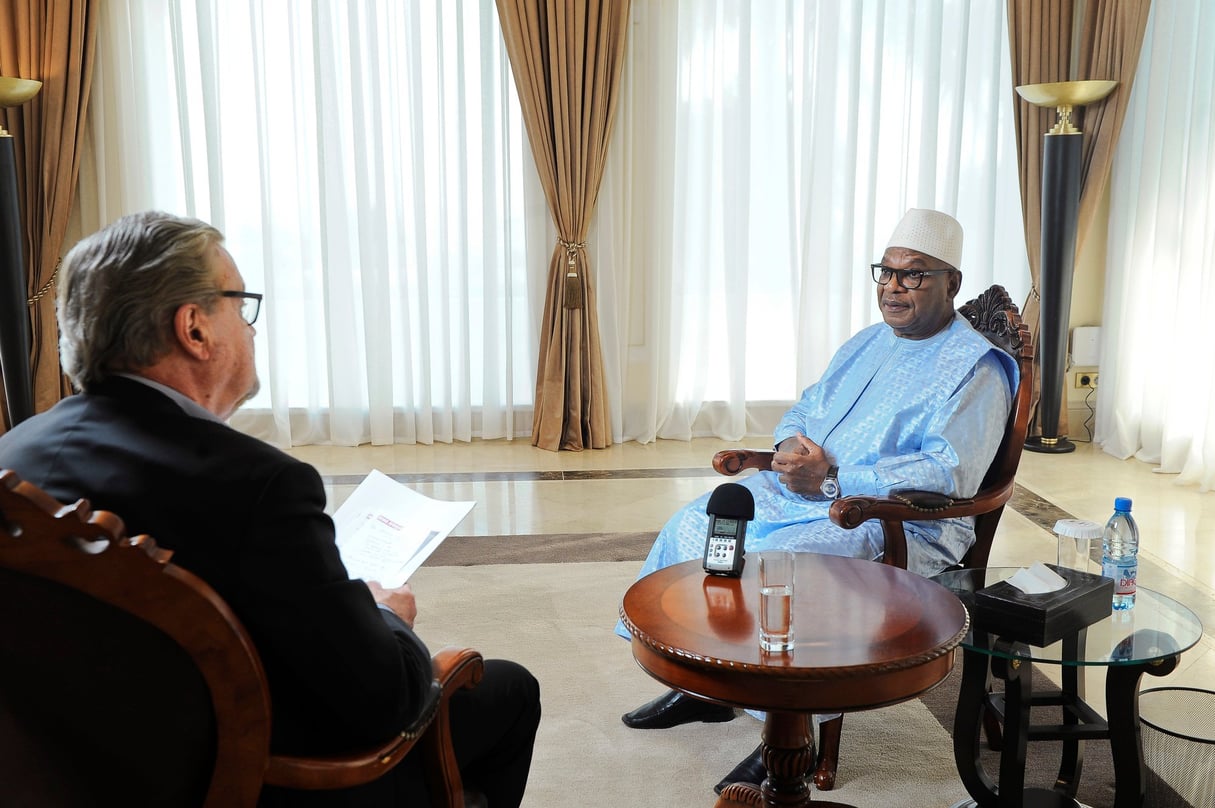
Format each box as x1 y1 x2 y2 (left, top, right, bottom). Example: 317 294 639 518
616 313 1017 642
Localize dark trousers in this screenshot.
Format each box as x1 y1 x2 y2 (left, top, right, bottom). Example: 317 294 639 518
260 659 541 807
448 659 541 806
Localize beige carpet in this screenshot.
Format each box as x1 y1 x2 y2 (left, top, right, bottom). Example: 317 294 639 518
410 560 970 808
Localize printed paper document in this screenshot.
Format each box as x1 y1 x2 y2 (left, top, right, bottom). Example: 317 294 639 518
333 469 474 587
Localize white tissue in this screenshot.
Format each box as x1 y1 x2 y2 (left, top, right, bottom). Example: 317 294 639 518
1006 562 1068 595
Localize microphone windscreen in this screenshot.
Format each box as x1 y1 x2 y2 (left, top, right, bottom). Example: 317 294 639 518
705 482 755 520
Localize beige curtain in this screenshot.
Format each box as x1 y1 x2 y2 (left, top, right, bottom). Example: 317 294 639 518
495 0 630 451
0 0 97 434
1007 0 1151 439
1074 1 1153 255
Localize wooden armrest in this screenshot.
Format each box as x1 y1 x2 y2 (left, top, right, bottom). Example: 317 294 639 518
265 646 484 792
830 492 965 528
432 645 485 693
265 682 441 790
713 449 775 476
424 647 485 808
828 481 1016 530
828 482 1016 570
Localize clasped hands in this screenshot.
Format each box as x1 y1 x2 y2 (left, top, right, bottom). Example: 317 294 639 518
772 434 834 498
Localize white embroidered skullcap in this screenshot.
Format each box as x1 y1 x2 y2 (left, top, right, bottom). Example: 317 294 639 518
885 208 963 269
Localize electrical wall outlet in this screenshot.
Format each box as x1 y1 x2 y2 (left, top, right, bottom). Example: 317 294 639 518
1074 372 1099 388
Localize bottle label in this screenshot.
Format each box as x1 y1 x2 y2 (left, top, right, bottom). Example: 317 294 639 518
1103 559 1137 596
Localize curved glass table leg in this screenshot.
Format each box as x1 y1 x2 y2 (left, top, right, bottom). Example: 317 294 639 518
1054 631 1087 797
1105 649 1179 808
954 643 1000 804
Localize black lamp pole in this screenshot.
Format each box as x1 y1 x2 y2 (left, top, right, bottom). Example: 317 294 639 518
1018 80 1117 455
1026 128 1082 453
0 130 33 427
0 76 41 429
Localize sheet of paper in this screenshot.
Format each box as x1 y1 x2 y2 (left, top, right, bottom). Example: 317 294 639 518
332 469 474 587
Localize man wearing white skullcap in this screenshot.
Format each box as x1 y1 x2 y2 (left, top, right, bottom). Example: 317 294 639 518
616 208 1019 793
874 207 965 339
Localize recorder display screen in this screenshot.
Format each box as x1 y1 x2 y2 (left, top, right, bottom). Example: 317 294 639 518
713 517 739 535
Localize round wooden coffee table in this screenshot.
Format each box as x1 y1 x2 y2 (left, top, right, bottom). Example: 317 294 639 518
620 555 969 807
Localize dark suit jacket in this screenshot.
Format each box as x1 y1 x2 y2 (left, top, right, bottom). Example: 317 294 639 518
0 376 433 756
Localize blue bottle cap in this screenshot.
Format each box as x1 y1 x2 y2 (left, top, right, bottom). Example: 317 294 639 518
1114 496 1133 512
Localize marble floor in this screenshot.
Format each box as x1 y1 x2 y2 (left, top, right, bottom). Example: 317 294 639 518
289 436 1215 720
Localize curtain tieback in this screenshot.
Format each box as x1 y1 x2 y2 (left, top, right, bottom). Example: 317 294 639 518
27 258 61 307
558 239 586 309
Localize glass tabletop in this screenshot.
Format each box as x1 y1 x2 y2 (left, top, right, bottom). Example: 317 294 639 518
932 567 1204 667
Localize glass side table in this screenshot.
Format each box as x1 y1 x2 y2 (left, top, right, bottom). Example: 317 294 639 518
933 567 1204 808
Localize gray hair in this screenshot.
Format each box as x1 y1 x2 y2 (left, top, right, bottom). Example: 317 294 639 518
57 211 226 390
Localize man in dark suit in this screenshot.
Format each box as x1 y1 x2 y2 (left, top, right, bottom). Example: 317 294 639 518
0 210 540 807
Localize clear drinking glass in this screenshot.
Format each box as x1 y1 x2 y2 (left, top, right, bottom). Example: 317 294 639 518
758 551 795 653
1054 519 1103 572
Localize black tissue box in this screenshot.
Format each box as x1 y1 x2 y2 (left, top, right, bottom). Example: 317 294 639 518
973 565 1114 647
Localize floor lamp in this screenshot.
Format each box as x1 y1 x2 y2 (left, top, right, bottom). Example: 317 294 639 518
1017 80 1116 455
0 76 42 428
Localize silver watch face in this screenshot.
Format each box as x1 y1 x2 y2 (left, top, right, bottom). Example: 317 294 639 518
821 477 840 499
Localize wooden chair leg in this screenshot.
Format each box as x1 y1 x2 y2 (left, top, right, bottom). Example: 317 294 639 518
812 715 842 791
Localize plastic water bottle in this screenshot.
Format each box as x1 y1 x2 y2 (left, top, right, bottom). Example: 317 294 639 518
1102 497 1139 610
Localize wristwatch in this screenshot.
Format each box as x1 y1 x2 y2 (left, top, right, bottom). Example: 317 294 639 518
820 465 841 499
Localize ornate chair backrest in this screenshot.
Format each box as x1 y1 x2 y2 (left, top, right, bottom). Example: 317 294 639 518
0 469 273 807
955 284 1034 569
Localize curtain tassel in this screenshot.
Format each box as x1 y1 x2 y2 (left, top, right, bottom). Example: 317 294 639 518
560 239 586 309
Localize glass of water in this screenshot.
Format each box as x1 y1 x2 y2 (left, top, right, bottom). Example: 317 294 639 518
757 551 795 653
1054 518 1103 572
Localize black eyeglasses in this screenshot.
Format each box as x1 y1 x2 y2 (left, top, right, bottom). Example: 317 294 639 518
217 290 263 325
870 264 953 290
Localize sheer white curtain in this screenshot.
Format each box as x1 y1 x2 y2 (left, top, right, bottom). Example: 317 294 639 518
76 0 551 447
594 0 1030 443
75 0 1029 449
1097 0 1215 489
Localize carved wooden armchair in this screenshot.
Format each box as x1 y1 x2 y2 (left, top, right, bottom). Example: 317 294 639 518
711 284 1033 790
0 469 484 807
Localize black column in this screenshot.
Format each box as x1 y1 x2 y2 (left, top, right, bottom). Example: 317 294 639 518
1025 131 1082 454
0 134 34 427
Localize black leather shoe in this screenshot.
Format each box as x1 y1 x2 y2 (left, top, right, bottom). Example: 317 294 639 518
714 744 765 795
621 690 735 729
